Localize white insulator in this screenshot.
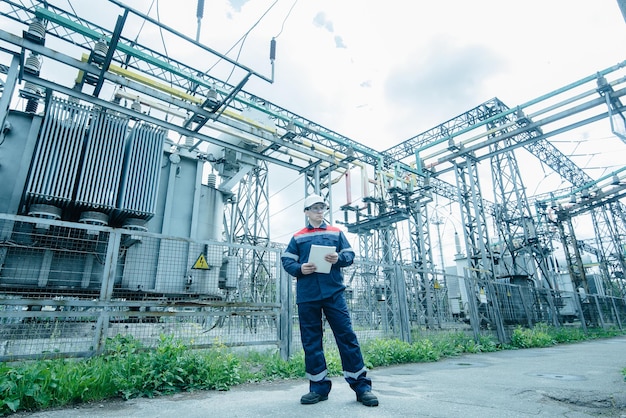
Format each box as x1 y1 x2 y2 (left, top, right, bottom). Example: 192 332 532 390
207 173 217 188
93 38 109 57
612 174 621 185
23 81 42 95
27 18 46 40
24 53 42 74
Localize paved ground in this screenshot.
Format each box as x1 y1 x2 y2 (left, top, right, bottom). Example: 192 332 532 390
12 336 626 418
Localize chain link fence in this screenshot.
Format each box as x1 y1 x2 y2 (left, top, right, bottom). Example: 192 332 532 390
294 260 626 352
0 214 287 361
2 212 624 361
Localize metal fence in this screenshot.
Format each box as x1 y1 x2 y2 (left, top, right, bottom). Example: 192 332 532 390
0 214 288 361
2 212 625 362
297 260 626 353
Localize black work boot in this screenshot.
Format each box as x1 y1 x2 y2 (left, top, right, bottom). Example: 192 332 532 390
356 391 379 407
300 392 328 405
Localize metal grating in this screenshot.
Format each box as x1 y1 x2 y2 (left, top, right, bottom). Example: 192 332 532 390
0 214 286 360
24 97 90 208
0 213 624 361
117 122 166 220
74 108 129 213
0 217 110 293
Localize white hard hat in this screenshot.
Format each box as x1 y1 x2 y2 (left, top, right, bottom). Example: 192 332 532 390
303 194 327 210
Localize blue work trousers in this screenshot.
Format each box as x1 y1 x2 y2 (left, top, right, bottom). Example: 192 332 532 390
297 291 372 396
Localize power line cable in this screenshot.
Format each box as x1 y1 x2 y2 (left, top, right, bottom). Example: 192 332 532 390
270 196 303 218
269 173 302 199
273 0 299 39
155 0 171 82
207 0 279 82
133 0 157 43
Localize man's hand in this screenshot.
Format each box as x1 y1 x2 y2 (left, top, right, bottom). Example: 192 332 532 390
301 262 317 275
302 252 338 275
324 252 339 264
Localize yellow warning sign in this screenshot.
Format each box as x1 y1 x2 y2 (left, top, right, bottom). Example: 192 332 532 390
192 254 210 270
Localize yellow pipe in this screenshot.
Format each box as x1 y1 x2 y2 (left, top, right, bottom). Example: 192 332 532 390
76 56 412 196
115 85 360 173
77 54 276 134
77 54 375 174
114 89 187 118
114 88 264 147
298 137 366 169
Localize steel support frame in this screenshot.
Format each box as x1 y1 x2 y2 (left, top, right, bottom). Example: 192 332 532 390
591 207 622 296
407 194 439 329
379 225 404 339
605 202 626 295
454 157 506 342
554 212 589 291
224 162 273 306
488 110 551 287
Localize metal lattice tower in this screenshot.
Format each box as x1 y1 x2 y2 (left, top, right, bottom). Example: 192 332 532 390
356 230 378 328
226 162 273 303
378 221 404 337
346 176 408 338
407 185 440 329
455 157 496 278
607 201 626 294
454 156 506 341
487 105 551 286
591 207 620 295
532 167 626 294
552 208 589 291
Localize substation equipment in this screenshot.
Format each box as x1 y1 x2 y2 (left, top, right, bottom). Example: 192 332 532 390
0 0 625 359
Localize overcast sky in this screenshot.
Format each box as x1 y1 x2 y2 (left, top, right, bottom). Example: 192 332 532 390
96 0 625 143
200 0 626 143
13 0 626 251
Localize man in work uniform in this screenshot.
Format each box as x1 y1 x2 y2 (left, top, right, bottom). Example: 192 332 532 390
281 194 378 407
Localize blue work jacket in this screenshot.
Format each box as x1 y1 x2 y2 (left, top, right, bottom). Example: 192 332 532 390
281 222 355 304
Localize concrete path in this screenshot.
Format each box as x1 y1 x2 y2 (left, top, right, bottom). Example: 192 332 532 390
12 336 626 417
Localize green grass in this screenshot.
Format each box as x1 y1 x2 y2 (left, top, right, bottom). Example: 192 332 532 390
0 326 624 416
